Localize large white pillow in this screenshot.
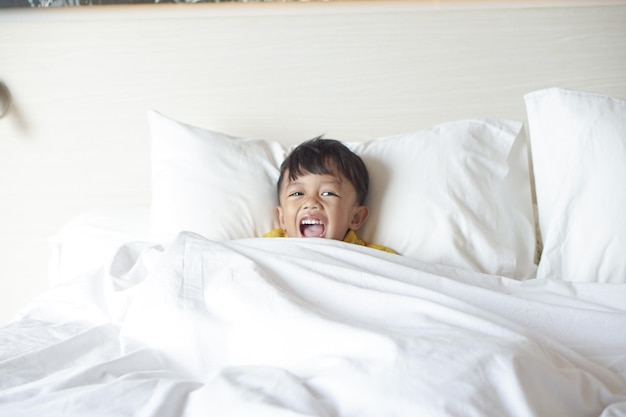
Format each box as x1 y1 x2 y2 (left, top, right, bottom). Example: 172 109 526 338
351 119 536 280
149 110 285 243
149 111 537 279
525 87 626 283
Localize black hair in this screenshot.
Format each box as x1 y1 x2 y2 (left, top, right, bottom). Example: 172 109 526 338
277 136 369 205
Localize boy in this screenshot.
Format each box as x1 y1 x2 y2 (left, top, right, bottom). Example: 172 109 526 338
264 137 396 254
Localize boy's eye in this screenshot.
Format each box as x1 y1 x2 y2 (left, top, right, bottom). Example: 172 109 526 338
288 191 304 197
321 191 338 197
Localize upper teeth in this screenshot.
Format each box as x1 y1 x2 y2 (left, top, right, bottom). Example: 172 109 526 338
301 219 321 225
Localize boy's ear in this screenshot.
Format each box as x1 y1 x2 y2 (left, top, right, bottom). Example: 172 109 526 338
275 206 285 229
350 206 369 231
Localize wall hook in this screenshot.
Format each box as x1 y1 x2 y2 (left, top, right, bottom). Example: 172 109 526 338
0 82 11 118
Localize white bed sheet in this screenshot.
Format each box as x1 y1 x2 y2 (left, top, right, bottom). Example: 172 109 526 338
2 232 626 417
48 206 152 287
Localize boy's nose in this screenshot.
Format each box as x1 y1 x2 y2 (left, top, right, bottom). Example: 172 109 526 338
303 198 320 210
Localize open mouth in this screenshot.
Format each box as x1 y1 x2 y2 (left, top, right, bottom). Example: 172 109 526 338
300 218 326 238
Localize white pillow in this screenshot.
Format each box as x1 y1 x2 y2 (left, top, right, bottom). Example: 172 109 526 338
351 119 536 280
149 110 285 243
149 111 537 279
525 87 626 283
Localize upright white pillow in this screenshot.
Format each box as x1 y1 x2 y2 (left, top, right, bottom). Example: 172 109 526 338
149 110 285 243
525 87 626 283
352 119 536 279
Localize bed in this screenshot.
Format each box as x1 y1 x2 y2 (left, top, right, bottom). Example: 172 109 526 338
1 1 626 416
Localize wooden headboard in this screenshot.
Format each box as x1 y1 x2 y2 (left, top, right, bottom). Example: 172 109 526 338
1 0 625 322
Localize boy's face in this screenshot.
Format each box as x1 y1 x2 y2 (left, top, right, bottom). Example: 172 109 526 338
276 169 368 240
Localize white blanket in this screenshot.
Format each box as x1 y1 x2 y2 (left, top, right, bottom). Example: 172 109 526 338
1 232 625 417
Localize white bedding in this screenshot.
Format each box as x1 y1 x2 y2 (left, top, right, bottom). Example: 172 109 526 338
3 232 625 417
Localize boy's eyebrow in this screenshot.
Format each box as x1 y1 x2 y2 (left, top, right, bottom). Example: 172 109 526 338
286 179 343 187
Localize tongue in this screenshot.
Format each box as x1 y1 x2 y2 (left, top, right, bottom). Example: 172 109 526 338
302 224 324 237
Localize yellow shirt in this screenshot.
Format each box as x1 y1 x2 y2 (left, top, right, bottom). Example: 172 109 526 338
264 228 397 254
